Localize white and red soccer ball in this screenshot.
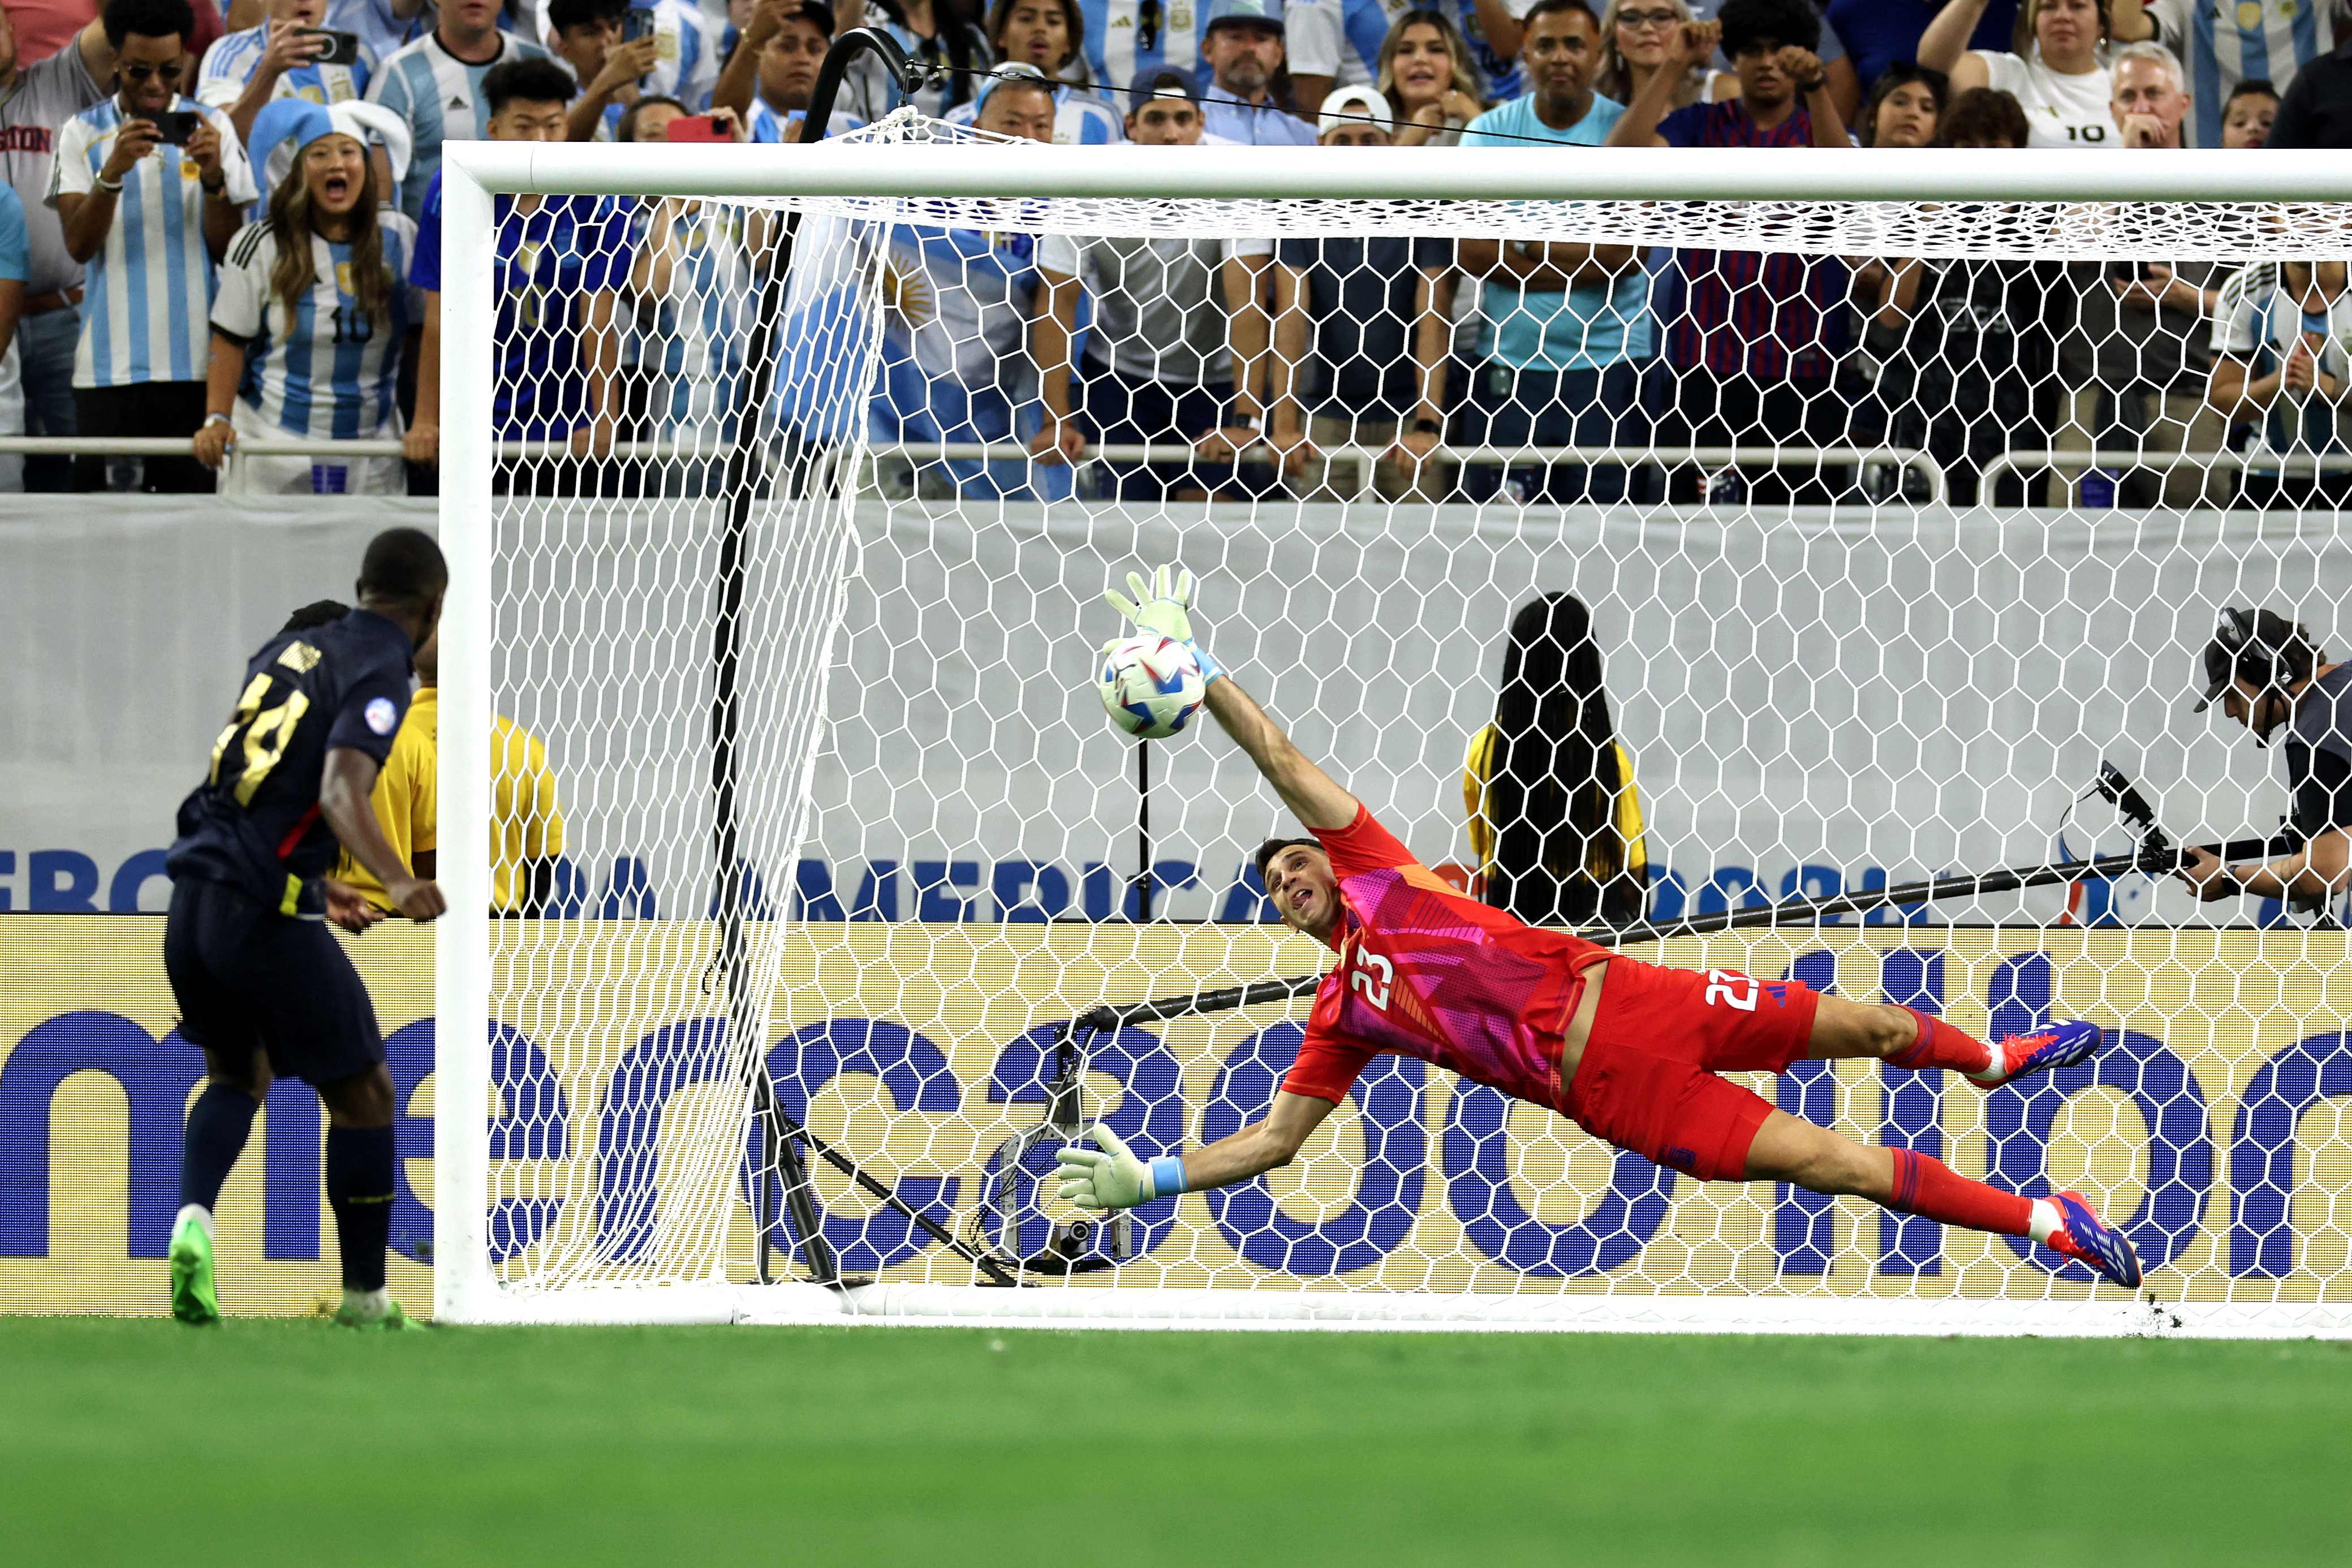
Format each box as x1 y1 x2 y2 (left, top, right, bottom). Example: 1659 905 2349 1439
1097 634 1206 739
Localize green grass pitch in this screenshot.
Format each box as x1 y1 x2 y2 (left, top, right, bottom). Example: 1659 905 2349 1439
7 1319 2350 1566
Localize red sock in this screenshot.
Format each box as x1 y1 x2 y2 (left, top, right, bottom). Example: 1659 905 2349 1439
1886 1148 2032 1237
1887 1006 1992 1076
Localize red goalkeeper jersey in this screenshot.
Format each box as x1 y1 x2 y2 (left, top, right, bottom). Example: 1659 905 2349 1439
1279 803 1613 1109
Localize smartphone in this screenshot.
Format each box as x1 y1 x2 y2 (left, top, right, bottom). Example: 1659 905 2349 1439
663 114 730 143
158 111 204 145
300 27 363 66
622 6 658 42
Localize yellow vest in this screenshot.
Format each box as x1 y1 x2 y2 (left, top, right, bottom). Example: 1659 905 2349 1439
336 690 568 913
1462 724 1648 897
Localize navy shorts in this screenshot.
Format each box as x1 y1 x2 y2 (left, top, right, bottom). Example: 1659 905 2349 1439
163 876 384 1084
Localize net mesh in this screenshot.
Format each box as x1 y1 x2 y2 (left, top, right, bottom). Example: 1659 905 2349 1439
464 114 2352 1329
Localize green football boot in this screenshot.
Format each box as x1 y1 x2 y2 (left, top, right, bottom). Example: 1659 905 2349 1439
333 1296 425 1332
168 1212 221 1326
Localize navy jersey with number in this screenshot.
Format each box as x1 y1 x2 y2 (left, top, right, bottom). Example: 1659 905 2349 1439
166 609 415 914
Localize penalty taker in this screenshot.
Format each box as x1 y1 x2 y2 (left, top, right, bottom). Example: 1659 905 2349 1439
1058 568 2144 1291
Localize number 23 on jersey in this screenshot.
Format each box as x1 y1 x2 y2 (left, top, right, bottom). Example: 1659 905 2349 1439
1348 944 1394 1011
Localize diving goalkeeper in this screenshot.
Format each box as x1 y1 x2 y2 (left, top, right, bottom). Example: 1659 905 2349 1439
1058 567 2144 1289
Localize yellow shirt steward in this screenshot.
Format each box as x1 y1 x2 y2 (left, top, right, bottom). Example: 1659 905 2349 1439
1462 726 1648 899
337 688 567 912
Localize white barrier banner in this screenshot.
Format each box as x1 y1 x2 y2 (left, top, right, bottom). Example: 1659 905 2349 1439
0 497 2327 925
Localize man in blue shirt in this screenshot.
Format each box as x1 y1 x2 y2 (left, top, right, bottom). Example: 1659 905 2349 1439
1197 0 1315 143
1454 0 1650 503
407 57 636 492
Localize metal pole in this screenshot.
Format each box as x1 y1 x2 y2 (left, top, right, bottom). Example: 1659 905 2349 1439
1132 740 1152 922
708 28 916 1288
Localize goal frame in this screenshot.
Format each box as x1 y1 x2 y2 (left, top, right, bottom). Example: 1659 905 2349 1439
433 139 2352 1332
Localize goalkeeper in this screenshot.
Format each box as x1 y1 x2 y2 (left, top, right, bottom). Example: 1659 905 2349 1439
1060 567 2144 1289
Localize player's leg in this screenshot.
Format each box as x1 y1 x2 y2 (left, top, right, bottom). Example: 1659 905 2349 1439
1803 991 2104 1087
314 1062 408 1328
248 914 416 1329
1742 1108 2141 1289
1571 962 2142 1287
161 878 270 1325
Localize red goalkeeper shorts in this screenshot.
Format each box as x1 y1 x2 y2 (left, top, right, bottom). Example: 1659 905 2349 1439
1559 957 1821 1183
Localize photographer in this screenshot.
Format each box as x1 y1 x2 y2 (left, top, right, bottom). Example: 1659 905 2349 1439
2177 608 2352 920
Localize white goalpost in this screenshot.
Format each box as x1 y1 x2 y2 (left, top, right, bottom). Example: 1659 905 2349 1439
434 123 2352 1335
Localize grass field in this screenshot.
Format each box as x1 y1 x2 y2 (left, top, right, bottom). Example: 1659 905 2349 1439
7 1319 2350 1567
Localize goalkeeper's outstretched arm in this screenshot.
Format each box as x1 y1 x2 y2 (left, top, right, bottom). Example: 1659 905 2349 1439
1057 1093 1336 1213
1103 565 1359 831
1202 676 1360 832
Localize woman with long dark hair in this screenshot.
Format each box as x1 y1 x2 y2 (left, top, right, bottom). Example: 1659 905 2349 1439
193 100 418 496
1464 593 1649 929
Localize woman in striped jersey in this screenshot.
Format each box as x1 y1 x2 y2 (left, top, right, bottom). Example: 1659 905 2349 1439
192 99 421 494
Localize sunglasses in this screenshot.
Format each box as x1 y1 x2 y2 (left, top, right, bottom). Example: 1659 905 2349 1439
1616 7 1679 28
122 58 186 82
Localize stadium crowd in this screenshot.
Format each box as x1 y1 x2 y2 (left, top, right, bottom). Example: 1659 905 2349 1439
1 0 2349 501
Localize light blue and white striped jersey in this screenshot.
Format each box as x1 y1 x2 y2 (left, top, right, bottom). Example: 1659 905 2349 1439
632 199 748 435
212 214 424 438
553 0 718 127
1074 0 1209 97
1285 0 1398 89
1425 0 1533 102
2147 0 2344 147
633 0 719 110
746 100 865 141
196 23 377 115
367 29 554 225
945 81 1126 141
327 0 439 70
48 96 261 388
2212 260 2352 462
848 3 995 118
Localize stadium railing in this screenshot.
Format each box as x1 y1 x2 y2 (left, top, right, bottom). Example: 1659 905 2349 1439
0 437 1948 501
1982 449 2352 505
16 440 2347 510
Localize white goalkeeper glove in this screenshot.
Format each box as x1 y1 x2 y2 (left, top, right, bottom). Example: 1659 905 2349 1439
1104 565 1223 684
1054 1124 1187 1211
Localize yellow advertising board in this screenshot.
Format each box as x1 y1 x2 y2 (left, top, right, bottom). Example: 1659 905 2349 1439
7 917 2352 1319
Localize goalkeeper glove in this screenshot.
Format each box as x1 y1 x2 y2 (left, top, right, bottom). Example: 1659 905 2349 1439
1105 565 1223 684
1054 1124 1186 1211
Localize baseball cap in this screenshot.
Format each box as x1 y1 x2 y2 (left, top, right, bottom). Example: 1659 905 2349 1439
2192 606 2312 712
1317 84 1393 138
1203 0 1285 33
1128 64 1203 109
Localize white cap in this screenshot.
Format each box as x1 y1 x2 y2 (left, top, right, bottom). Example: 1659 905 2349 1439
1317 84 1394 139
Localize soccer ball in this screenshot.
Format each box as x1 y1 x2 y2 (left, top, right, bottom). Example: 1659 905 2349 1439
1098 634 1206 740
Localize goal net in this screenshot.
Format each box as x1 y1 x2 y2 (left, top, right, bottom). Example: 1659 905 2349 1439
434 114 2352 1336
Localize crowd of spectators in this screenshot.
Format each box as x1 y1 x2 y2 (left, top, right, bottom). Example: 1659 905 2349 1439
0 0 2348 503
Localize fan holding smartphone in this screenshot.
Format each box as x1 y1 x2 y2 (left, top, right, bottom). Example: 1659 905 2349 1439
550 0 721 142
52 5 260 493
196 0 376 148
